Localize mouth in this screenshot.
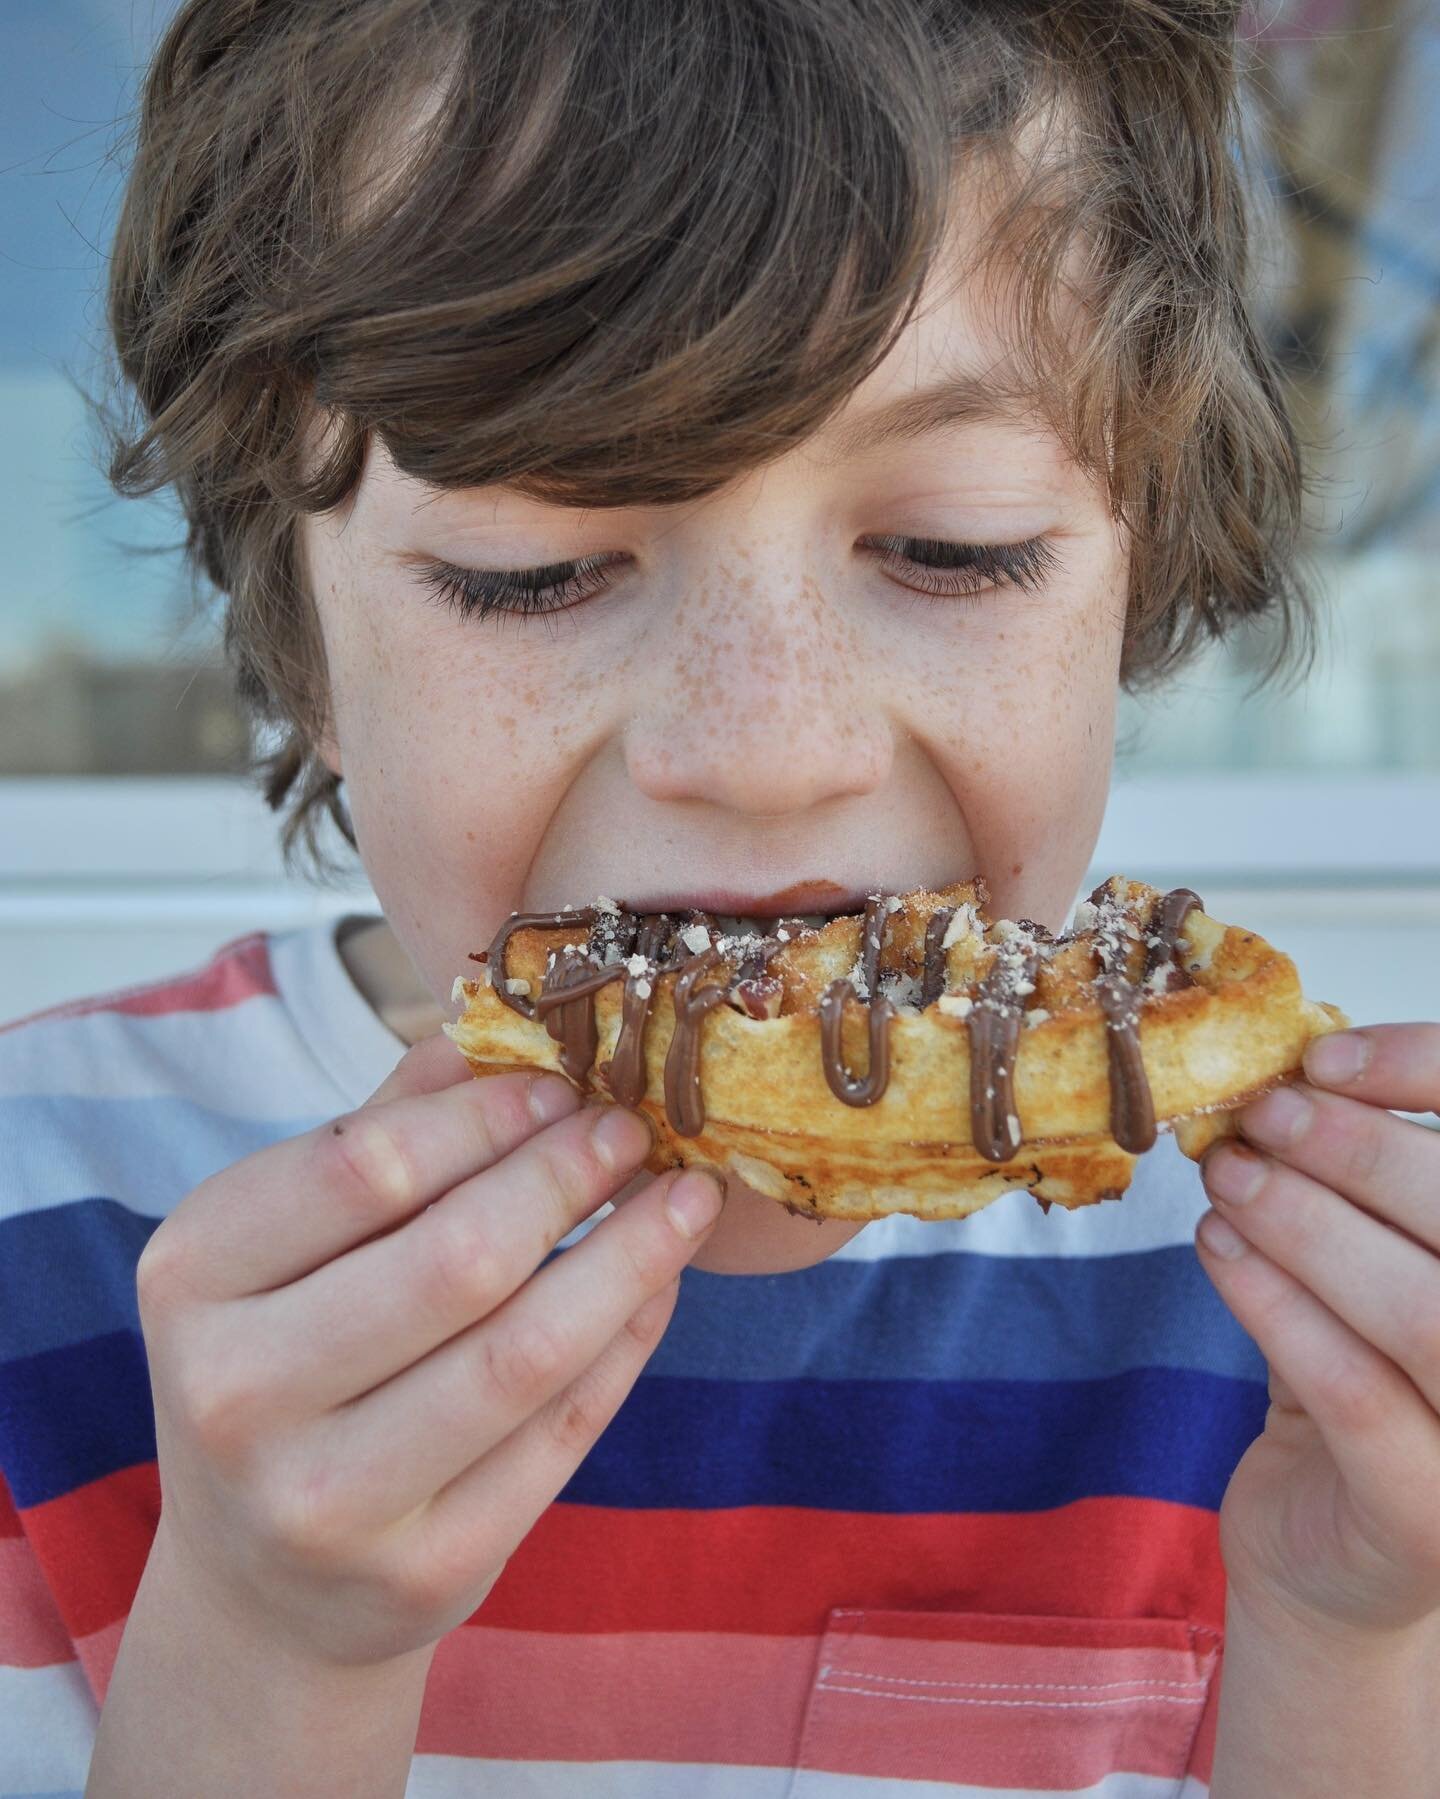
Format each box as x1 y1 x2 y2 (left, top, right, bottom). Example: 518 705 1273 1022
612 883 875 939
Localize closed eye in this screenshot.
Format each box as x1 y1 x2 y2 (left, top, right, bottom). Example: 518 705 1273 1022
415 534 1060 623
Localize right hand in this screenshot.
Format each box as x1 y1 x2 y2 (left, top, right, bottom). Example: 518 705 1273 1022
134 1034 724 1670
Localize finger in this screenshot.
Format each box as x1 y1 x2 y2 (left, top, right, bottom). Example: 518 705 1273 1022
1267 1365 1305 1416
403 1278 682 1601
1236 1081 1440 1251
1303 1023 1440 1118
362 1031 475 1108
313 1168 722 1524
1201 1140 1440 1415
1194 1210 1440 1548
154 1068 583 1299
250 1099 659 1409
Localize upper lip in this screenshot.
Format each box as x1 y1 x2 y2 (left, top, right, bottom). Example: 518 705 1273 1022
614 884 876 917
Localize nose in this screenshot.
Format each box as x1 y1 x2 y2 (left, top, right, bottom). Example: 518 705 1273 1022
623 573 894 816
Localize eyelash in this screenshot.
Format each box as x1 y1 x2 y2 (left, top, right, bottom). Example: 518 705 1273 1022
416 534 1060 623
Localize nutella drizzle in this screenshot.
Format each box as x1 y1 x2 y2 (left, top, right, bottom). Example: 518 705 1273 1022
967 942 1043 1163
920 907 956 1007
662 947 732 1136
477 878 1206 1155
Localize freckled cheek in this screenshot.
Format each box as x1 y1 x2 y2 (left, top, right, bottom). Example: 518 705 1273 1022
335 618 613 886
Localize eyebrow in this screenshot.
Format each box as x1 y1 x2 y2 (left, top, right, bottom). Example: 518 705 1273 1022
811 369 1035 464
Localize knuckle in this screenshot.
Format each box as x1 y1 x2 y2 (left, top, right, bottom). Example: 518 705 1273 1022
532 1135 600 1216
135 1226 188 1317
175 1360 268 1462
418 1207 505 1319
625 1286 676 1348
1400 1293 1440 1375
542 1377 611 1458
616 1219 680 1292
1337 1113 1385 1189
374 1539 464 1626
1323 1350 1394 1436
480 1314 569 1410
255 1460 347 1565
317 1112 418 1225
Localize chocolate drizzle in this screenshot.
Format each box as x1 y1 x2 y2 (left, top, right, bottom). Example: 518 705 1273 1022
476 879 1206 1158
663 947 732 1136
1088 879 1203 1153
967 942 1043 1162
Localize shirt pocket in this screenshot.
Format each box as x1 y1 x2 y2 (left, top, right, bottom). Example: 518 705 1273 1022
788 1608 1220 1798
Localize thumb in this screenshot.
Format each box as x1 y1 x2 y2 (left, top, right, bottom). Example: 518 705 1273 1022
362 1028 474 1108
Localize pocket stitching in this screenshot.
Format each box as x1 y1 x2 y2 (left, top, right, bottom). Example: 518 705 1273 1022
813 1679 1212 1712
818 1664 1210 1695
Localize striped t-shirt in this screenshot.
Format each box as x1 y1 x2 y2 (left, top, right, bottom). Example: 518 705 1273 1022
0 921 1265 1797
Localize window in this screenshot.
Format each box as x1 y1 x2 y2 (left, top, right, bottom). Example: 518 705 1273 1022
2 2 1437 1042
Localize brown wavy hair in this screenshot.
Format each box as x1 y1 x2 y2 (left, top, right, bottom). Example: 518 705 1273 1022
100 0 1312 877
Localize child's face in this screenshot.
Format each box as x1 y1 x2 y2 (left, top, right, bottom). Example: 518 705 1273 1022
300 205 1129 1273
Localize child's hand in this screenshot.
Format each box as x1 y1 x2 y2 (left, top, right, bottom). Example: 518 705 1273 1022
134 1034 723 1670
1194 1022 1440 1635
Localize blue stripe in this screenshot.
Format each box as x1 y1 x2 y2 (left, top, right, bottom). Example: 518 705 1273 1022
563 1370 1267 1514
0 1332 155 1509
1 1322 1263 1513
661 1249 1267 1385
0 1200 156 1362
3 1200 1265 1388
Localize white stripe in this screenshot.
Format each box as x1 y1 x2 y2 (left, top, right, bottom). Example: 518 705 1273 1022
823 1133 1208 1260
787 1772 1205 1797
0 997 314 1114
0 1662 97 1790
403 1759 1206 1799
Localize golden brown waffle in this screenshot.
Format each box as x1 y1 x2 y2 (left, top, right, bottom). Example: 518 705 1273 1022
444 876 1349 1222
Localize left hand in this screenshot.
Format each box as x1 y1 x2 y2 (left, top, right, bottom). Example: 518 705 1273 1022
1195 1022 1440 1635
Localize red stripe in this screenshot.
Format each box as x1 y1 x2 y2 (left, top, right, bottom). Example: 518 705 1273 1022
0 1469 22 1538
420 1625 814 1766
0 1536 78 1669
797 1613 1219 1787
40 1479 1224 1783
0 933 276 1036
414 1616 1220 1782
19 1462 160 1643
482 1498 1227 1637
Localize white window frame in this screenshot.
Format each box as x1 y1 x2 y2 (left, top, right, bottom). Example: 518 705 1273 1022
3 774 1438 944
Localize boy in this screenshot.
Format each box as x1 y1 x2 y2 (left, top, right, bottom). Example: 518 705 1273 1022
4 1 1439 1793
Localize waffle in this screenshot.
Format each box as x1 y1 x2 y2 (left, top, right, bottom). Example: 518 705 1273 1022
443 876 1349 1222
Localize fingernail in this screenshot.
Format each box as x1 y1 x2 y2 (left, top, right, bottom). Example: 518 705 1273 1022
591 1105 654 1173
528 1074 579 1125
1197 1209 1248 1260
664 1170 725 1240
1304 1030 1370 1087
1204 1141 1265 1204
1241 1084 1311 1148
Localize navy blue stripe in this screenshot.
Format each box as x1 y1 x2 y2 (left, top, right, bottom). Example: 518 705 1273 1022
1 1321 1264 1513
0 1331 155 1509
563 1370 1267 1514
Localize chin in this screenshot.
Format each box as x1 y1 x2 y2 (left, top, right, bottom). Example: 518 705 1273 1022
686 1170 868 1274
608 1168 866 1275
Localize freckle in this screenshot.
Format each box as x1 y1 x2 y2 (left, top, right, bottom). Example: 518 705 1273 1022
466 829 476 843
